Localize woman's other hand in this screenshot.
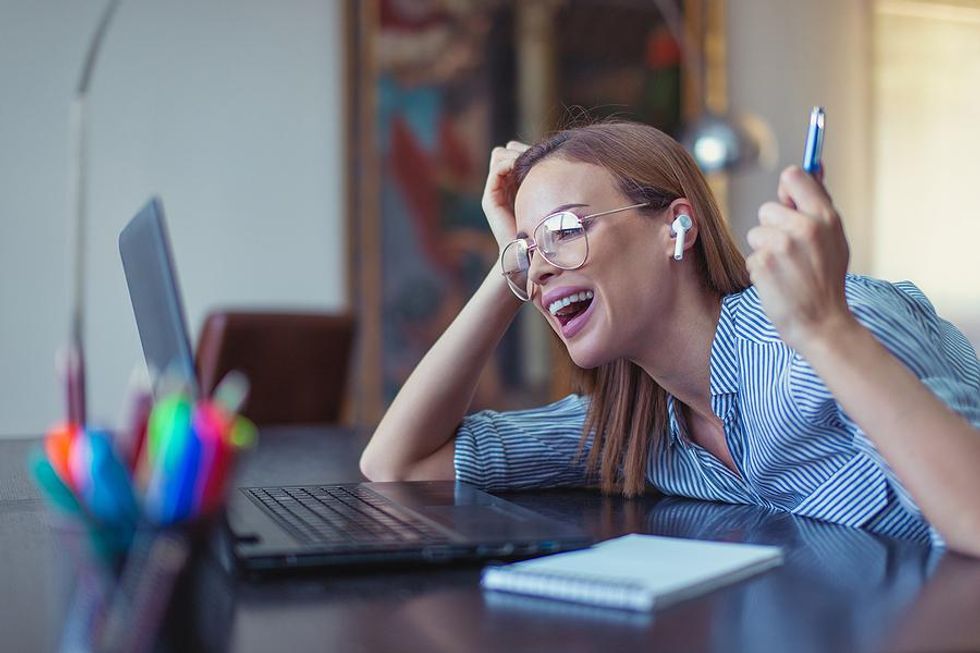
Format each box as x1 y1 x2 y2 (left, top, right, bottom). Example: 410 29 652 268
482 141 529 251
746 165 854 350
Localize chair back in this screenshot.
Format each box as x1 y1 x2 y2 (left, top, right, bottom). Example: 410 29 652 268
196 311 354 425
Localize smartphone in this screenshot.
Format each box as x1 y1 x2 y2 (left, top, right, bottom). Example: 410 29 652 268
802 106 825 174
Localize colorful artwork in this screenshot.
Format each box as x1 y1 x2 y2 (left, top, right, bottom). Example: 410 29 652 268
350 0 520 421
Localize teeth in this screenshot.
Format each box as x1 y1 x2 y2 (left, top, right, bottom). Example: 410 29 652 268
548 290 594 316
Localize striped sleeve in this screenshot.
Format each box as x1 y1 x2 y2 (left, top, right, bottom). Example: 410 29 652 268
883 280 980 428
789 275 980 520
790 276 980 428
453 394 593 491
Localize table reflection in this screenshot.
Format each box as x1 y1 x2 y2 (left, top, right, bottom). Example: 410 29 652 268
642 497 938 653
54 491 976 653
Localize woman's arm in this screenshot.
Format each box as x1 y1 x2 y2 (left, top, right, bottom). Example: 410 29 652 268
747 165 980 557
359 142 528 481
800 314 980 555
359 268 521 481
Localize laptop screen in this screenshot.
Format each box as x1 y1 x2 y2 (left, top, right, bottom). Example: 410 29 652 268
118 197 198 396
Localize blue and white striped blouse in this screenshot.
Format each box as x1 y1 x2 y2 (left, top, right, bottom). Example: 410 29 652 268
454 275 980 546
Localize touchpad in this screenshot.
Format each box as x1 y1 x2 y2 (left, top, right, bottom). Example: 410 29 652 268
421 505 533 536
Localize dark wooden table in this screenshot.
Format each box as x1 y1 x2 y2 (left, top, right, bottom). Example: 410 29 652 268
3 427 980 652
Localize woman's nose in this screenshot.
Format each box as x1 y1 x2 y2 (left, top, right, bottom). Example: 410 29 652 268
528 249 560 288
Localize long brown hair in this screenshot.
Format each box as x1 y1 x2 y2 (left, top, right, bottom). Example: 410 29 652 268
511 121 750 496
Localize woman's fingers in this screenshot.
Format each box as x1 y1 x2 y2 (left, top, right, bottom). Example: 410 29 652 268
777 165 834 220
482 141 531 248
483 148 518 197
757 201 828 256
751 192 848 282
486 146 523 180
746 224 809 272
751 166 852 347
761 198 847 267
488 145 518 170
484 141 530 200
758 201 799 229
746 223 826 338
748 222 817 277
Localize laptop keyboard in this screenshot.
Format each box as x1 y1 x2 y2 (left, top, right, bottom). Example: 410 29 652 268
245 485 451 546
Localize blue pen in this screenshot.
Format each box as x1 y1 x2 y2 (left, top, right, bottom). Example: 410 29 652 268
802 106 825 174
84 436 139 556
82 430 139 527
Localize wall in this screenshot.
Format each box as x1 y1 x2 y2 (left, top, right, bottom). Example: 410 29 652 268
726 0 873 273
0 0 346 436
872 0 980 342
726 0 979 349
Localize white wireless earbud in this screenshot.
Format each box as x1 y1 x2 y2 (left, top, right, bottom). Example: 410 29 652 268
670 214 693 260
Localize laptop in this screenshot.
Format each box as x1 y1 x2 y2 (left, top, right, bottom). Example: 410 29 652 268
119 197 590 574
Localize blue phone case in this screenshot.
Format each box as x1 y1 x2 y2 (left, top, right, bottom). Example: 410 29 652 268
803 107 825 174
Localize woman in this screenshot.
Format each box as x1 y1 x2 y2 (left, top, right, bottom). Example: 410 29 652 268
360 122 980 555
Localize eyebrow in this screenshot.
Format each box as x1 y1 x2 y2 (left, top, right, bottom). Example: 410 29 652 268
515 203 589 239
550 202 589 215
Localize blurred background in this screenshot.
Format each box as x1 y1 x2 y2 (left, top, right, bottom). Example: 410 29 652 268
1 0 977 437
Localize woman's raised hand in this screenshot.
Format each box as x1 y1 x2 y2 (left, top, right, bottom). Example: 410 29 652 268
746 165 853 350
482 141 529 251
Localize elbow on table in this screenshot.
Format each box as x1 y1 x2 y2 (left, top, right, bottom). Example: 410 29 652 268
360 438 457 483
359 447 408 482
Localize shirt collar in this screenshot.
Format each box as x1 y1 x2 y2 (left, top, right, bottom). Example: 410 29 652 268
708 292 741 397
665 292 742 449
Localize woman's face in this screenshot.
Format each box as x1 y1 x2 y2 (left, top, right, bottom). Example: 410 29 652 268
513 157 679 368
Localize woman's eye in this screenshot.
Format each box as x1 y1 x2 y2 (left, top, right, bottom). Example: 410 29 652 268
552 227 582 241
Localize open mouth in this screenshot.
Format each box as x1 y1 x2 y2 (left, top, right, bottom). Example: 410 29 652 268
548 290 594 327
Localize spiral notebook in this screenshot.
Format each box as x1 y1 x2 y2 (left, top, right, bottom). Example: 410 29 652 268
481 533 783 611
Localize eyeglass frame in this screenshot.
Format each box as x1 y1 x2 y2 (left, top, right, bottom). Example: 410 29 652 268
500 201 650 301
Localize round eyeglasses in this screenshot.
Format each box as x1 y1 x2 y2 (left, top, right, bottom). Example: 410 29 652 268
500 202 649 301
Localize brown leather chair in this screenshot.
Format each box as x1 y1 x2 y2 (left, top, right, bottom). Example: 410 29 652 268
195 311 354 425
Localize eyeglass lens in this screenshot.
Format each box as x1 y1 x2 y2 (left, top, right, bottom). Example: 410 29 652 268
501 212 588 300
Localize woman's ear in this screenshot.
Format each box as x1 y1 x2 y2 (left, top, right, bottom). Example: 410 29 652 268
666 199 698 260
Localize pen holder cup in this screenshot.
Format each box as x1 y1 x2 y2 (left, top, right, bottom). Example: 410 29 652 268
95 514 228 653
50 511 228 653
